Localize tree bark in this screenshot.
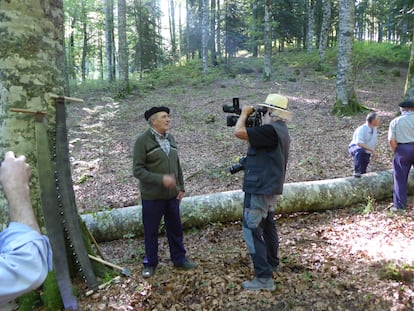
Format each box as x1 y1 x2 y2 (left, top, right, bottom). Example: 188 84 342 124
404 27 414 100
82 169 414 242
318 0 331 62
0 0 66 227
118 0 129 92
333 0 364 114
201 0 209 74
104 0 115 81
306 0 315 52
263 0 271 81
168 0 177 62
336 0 355 107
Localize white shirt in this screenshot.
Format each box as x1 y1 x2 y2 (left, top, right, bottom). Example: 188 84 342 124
388 110 414 143
349 123 378 152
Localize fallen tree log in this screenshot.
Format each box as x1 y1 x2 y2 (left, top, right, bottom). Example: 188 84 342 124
81 169 414 242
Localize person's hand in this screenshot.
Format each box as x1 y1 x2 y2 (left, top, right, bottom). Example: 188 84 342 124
176 191 185 202
241 106 255 117
0 151 39 232
0 151 31 197
162 174 177 189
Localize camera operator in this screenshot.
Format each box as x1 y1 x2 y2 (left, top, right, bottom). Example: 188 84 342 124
233 94 292 291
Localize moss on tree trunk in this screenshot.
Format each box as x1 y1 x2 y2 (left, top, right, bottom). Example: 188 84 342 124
332 94 368 115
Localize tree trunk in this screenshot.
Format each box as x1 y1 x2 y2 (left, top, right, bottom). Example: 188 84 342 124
318 0 331 63
333 0 364 115
210 0 217 66
263 0 271 81
0 0 66 227
306 0 315 52
186 0 190 62
0 0 87 307
104 0 115 81
201 0 209 74
118 0 129 93
82 169 413 242
81 0 88 81
216 0 222 62
404 28 414 100
169 0 177 62
251 0 258 58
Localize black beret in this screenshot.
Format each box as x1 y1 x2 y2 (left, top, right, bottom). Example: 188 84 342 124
144 106 170 121
398 100 414 108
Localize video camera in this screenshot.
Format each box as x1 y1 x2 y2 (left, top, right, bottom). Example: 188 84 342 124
222 98 267 127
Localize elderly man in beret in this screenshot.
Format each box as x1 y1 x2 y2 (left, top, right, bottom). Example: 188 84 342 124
133 106 197 278
388 99 414 212
234 94 292 291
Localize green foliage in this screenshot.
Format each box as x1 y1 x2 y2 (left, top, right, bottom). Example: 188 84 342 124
353 42 410 66
70 79 118 97
332 93 368 116
133 61 224 92
70 42 409 96
17 291 41 311
355 196 376 214
378 262 414 283
42 272 63 310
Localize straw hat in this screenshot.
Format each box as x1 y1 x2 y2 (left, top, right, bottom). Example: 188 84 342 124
258 94 292 121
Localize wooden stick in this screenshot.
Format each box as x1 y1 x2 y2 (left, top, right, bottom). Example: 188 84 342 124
85 225 105 259
10 108 47 115
85 276 121 297
49 94 84 103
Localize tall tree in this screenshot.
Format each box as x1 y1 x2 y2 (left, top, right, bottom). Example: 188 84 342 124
0 0 67 222
333 0 364 114
118 0 129 92
0 1 91 307
104 0 116 81
404 27 414 100
263 0 271 81
81 0 89 81
216 0 222 61
168 0 177 61
318 0 331 62
306 0 315 51
186 0 191 61
201 0 209 73
210 0 218 65
249 0 259 57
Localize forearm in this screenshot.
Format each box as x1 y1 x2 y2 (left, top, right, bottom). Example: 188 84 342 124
389 139 397 152
234 115 249 140
357 143 375 154
0 223 52 305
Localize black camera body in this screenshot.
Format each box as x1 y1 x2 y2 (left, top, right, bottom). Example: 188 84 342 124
222 98 265 127
228 157 246 174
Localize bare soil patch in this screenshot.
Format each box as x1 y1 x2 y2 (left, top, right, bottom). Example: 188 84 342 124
65 66 414 310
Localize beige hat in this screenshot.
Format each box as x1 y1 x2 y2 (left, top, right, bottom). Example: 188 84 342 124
258 94 292 121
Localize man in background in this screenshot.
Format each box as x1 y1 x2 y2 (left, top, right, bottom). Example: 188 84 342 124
348 112 381 177
0 151 52 309
388 100 414 212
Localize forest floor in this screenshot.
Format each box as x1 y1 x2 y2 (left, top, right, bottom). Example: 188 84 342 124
58 62 414 310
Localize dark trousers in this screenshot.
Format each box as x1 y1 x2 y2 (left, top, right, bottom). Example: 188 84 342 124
242 193 279 279
142 198 186 267
348 145 371 174
392 143 414 209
